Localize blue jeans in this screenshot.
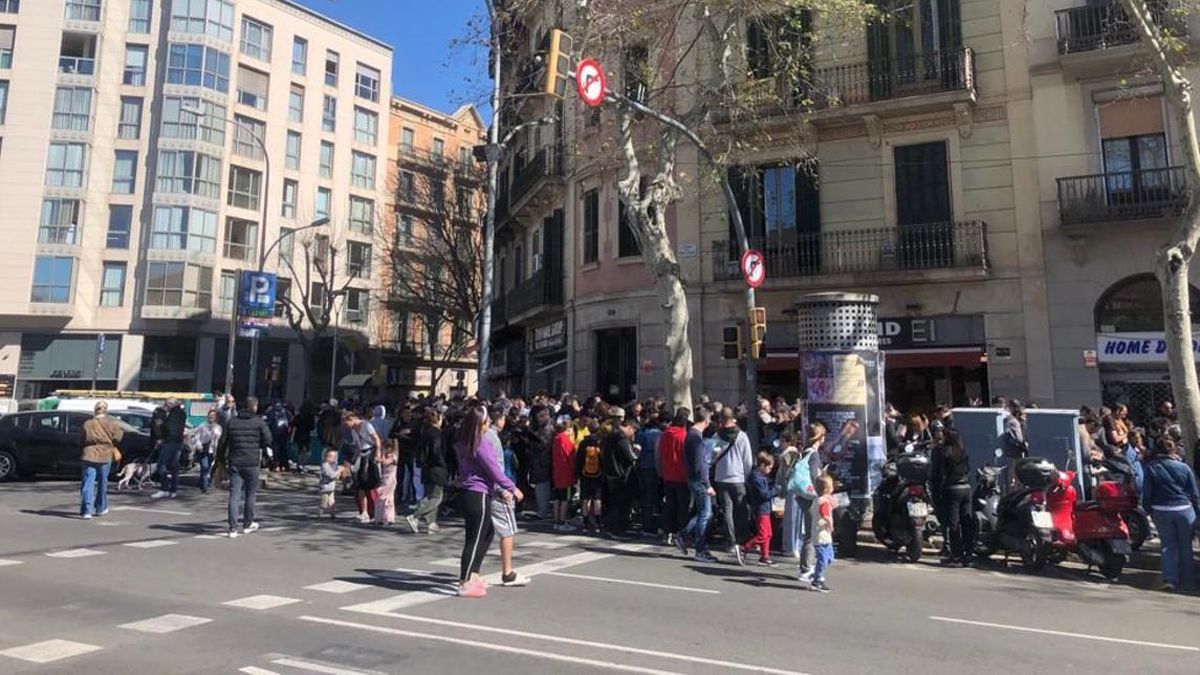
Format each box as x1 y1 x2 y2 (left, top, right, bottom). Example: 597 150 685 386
1152 508 1197 591
80 461 110 516
228 464 260 532
684 480 713 553
781 493 802 558
158 441 181 493
813 543 834 583
535 481 552 519
197 454 212 492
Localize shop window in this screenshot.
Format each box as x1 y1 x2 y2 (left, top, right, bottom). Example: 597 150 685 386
1094 274 1200 333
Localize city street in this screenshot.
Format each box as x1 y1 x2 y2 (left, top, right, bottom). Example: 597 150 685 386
0 478 1196 674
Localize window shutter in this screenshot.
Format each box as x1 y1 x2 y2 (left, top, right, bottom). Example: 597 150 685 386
866 1 891 101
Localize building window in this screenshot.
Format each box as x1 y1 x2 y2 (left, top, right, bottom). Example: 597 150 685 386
324 50 338 86
278 227 294 263
0 80 7 124
161 96 225 145
274 277 291 317
349 196 374 234
227 165 262 210
232 114 265 159
401 127 414 152
531 226 543 272
288 83 304 123
156 150 221 199
322 94 336 132
52 86 92 131
150 206 217 253
118 96 142 139
583 188 599 263
315 187 331 219
166 44 230 93
351 151 376 189
745 11 811 80
0 1 19 14
285 130 301 170
353 107 377 145
346 240 371 278
398 171 414 203
312 234 330 264
236 65 268 110
0 26 13 69
112 150 138 194
38 198 81 245
100 262 126 307
309 281 325 311
397 214 413 246
432 137 444 158
319 140 334 178
65 0 101 22
239 16 272 61
107 205 131 248
291 36 307 75
170 0 233 42
623 43 649 104
31 256 73 303
345 288 368 323
45 142 87 187
223 217 257 261
144 261 212 308
355 63 380 102
217 269 235 313
281 179 297 218
124 44 148 86
128 0 151 33
459 145 472 167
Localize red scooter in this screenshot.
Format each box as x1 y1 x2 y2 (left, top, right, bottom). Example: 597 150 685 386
1046 470 1131 581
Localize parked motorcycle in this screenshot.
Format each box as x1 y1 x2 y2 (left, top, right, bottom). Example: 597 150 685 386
1046 469 1130 581
971 454 1058 570
872 448 933 562
1088 459 1150 551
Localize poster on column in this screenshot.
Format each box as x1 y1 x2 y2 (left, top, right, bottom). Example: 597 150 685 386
802 351 873 497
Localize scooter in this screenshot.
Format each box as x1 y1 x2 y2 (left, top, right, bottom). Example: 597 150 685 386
1046 469 1130 581
1088 459 1150 551
871 447 933 562
971 453 1058 571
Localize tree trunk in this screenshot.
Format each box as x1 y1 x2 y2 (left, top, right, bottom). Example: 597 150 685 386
1158 246 1200 459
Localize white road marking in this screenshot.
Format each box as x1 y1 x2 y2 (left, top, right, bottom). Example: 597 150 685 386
194 534 223 540
110 505 192 516
223 595 303 610
258 526 287 533
269 656 382 674
304 580 371 594
94 521 129 526
0 639 102 664
611 543 654 552
428 557 461 569
544 571 720 594
344 551 611 616
45 548 105 559
119 613 212 634
929 616 1200 652
522 540 569 549
0 559 23 567
238 668 281 675
299 616 683 675
123 539 178 549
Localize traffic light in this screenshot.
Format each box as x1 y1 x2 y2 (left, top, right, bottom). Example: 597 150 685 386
542 29 574 98
722 325 742 360
748 307 767 360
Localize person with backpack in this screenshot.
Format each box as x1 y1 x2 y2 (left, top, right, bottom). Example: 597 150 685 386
575 417 605 532
791 423 824 583
713 408 754 564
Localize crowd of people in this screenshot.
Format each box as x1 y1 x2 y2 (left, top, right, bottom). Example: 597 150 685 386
75 389 1200 597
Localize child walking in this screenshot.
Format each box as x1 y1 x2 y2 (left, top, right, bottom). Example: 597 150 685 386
319 450 344 519
811 474 836 593
374 441 399 526
741 452 778 566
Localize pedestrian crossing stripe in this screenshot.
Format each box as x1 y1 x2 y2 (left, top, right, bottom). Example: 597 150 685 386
0 639 102 664
123 540 178 549
119 614 212 634
45 548 105 558
223 594 302 610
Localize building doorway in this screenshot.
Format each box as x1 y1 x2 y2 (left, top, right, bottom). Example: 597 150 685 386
595 327 637 403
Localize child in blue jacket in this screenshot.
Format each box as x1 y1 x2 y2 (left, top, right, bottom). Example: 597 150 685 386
740 452 778 566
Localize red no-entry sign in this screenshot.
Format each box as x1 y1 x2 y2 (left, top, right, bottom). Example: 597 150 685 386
576 59 606 107
741 249 766 288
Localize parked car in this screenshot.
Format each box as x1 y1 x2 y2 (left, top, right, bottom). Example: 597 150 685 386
0 411 150 481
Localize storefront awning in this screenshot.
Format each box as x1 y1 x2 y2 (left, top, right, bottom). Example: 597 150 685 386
337 373 374 388
760 348 985 372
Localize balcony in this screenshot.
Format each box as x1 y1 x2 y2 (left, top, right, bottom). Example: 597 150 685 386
711 221 989 284
506 268 563 323
58 56 95 76
1055 2 1185 76
1057 166 1189 227
508 145 563 216
398 144 457 171
489 294 507 329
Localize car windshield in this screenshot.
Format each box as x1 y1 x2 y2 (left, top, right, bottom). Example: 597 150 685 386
113 419 139 434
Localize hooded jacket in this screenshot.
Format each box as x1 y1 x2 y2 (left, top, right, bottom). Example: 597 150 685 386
713 426 753 484
222 410 271 468
657 425 688 483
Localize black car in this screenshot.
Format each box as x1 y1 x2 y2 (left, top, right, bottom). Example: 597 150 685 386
0 411 150 481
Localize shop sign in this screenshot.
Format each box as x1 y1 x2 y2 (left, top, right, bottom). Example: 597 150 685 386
876 315 985 350
530 319 567 353
19 335 120 381
1096 332 1200 363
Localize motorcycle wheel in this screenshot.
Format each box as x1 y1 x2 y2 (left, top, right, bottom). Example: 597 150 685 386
1099 553 1124 581
972 514 995 558
905 529 923 563
1124 510 1150 552
1019 534 1047 572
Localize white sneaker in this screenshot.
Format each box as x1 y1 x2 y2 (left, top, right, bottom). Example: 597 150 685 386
169 492 177 499
96 509 109 517
151 490 169 499
404 515 419 533
244 522 260 534
501 572 530 587
81 514 93 520
356 512 369 523
226 530 239 539
426 522 439 534
798 570 814 584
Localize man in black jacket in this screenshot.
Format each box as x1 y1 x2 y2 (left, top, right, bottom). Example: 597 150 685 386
602 417 639 537
221 396 271 538
152 399 188 499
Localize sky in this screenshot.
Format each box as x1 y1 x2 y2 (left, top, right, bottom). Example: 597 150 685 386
292 0 488 113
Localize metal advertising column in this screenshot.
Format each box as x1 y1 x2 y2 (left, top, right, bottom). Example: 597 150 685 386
796 293 886 497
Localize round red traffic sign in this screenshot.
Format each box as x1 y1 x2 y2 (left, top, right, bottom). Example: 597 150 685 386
576 58 606 107
741 249 766 288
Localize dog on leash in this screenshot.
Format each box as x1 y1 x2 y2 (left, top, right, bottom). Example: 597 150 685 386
116 460 154 491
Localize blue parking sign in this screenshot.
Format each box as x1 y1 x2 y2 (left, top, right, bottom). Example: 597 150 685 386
239 271 277 329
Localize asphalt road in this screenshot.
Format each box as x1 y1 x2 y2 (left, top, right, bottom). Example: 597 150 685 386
0 476 1196 675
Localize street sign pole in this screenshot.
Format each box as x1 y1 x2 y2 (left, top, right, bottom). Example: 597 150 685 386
226 268 242 397
90 333 105 393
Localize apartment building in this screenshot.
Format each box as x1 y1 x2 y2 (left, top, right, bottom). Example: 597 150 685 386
1029 1 1200 421
381 95 485 397
0 0 391 401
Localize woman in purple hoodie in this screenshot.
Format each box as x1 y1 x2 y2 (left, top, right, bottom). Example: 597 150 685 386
455 405 518 598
